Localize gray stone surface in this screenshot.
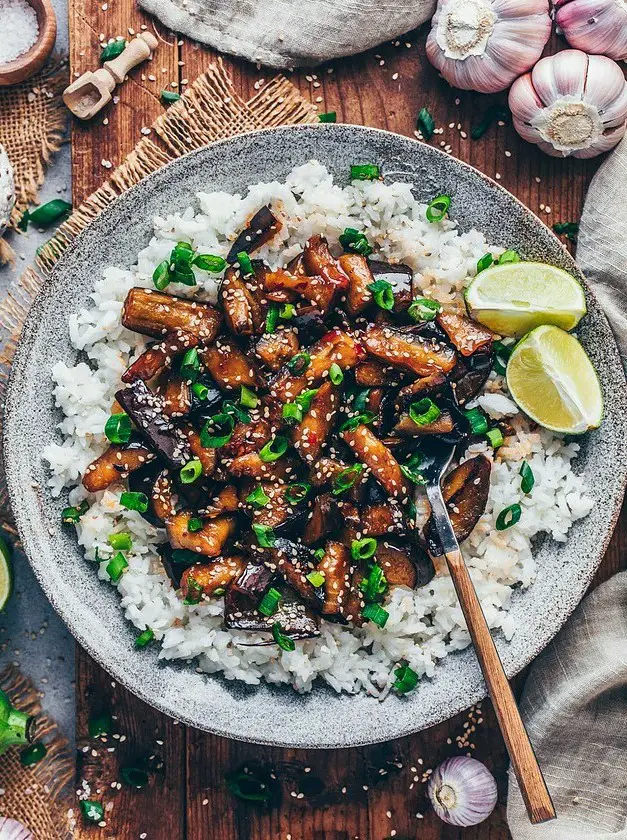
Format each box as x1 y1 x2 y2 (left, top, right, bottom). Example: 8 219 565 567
0 0 74 743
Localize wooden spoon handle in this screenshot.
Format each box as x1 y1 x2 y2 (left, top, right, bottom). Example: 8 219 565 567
445 547 556 825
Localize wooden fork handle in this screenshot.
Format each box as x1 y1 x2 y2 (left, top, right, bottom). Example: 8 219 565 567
445 548 556 824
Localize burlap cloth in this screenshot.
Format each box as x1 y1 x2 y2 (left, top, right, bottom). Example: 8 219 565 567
0 58 68 264
0 665 73 839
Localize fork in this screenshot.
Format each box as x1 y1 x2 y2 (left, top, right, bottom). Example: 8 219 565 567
418 439 556 825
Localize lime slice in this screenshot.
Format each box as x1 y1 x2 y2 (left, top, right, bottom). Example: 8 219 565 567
506 325 603 434
0 534 12 611
465 262 586 336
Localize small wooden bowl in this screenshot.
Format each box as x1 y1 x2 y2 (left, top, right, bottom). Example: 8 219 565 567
0 0 57 86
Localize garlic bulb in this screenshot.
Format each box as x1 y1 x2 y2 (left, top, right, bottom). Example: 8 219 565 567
509 50 627 158
555 0 627 61
0 818 33 840
428 756 498 826
0 144 15 239
426 0 552 94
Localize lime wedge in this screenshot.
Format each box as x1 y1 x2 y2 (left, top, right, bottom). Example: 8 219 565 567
0 534 12 611
465 262 586 336
506 325 603 434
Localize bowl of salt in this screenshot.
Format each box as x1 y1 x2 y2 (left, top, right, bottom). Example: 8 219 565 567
0 0 56 86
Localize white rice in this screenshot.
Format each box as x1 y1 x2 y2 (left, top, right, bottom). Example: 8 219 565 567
43 162 594 696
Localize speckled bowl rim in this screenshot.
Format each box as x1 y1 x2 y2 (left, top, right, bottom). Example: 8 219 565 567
4 124 627 748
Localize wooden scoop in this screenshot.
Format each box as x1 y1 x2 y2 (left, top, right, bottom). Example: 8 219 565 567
63 32 158 120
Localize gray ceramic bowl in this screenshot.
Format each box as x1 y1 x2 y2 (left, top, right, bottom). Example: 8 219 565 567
4 125 627 748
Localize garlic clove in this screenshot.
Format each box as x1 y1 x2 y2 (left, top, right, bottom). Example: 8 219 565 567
583 54 627 125
555 0 627 62
532 50 587 103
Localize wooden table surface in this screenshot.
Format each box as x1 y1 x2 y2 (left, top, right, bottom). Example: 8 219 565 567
68 4 627 837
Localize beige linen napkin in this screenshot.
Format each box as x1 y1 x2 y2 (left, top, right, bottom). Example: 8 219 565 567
507 572 627 838
137 0 436 68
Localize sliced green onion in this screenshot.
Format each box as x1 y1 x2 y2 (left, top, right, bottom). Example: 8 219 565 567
153 260 170 290
246 486 270 508
62 499 89 524
351 537 377 561
409 398 441 426
180 458 203 484
259 436 288 463
339 227 372 257
135 628 155 648
222 400 251 424
104 412 131 444
80 800 105 823
426 194 451 223
272 622 295 651
106 552 129 583
464 407 489 436
498 249 520 265
282 403 303 424
519 461 534 494
226 768 273 804
236 251 254 277
306 570 325 588
160 89 181 104
339 411 376 433
470 104 510 140
360 563 387 602
314 548 325 561
332 463 364 495
20 742 47 766
192 382 209 401
553 221 579 242
180 347 200 382
295 388 319 412
265 303 279 334
188 517 203 532
193 254 227 273
486 427 504 449
496 503 521 531
88 710 113 737
329 362 344 385
108 532 132 551
100 39 126 62
392 662 419 695
400 463 425 485
361 602 389 628
476 253 494 274
252 523 276 548
318 111 337 123
284 482 310 505
183 576 203 605
120 491 148 513
417 106 435 140
350 163 380 181
278 303 296 320
27 199 72 228
353 388 370 413
287 352 311 375
258 587 282 617
368 279 394 311
408 297 441 322
493 339 513 375
200 412 234 448
240 385 258 409
121 765 150 788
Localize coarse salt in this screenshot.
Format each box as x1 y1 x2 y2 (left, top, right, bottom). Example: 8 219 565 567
0 0 39 64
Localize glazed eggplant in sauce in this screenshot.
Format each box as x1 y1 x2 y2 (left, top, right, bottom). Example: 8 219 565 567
83 214 497 646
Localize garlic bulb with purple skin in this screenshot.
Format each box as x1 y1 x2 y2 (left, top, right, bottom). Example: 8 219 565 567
428 756 498 826
554 0 627 61
509 50 627 158
426 0 552 94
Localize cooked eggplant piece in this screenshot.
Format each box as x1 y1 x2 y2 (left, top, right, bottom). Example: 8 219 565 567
254 329 300 372
228 452 298 481
219 267 265 336
157 542 196 589
291 380 339 463
226 205 282 263
188 381 225 428
265 268 341 313
369 260 413 291
230 561 275 605
396 372 449 410
341 424 411 502
355 359 405 388
122 288 221 343
317 540 353 619
199 338 264 390
376 542 417 588
302 493 341 545
424 454 491 556
343 567 366 626
115 380 192 469
450 350 494 405
151 468 177 521
82 439 156 493
393 410 456 437
303 235 350 291
201 484 240 518
167 512 237 557
361 502 407 537
224 586 320 640
251 482 309 539
264 538 324 611
222 416 273 459
290 306 327 346
362 325 456 377
183 427 217 477
180 555 247 599
159 376 192 418
122 330 198 384
269 329 358 403
437 312 493 357
337 253 374 316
